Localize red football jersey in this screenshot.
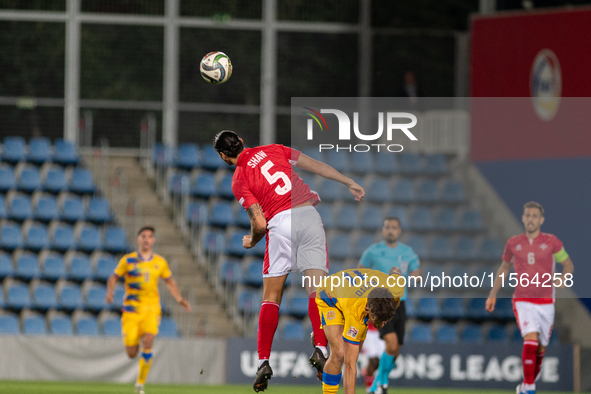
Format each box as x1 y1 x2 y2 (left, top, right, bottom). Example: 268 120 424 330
232 144 319 222
502 232 565 304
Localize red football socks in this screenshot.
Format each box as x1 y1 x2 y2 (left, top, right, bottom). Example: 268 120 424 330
258 302 280 361
522 340 539 385
308 291 328 347
535 350 545 380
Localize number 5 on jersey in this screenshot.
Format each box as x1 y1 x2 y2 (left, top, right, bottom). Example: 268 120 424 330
262 160 291 195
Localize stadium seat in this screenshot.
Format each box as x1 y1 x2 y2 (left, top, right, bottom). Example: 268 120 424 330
441 181 466 203
86 197 112 223
202 229 226 255
410 207 434 231
216 172 234 199
328 261 345 275
334 205 359 230
466 298 488 320
7 282 31 309
400 153 423 174
328 234 353 260
282 321 305 340
243 260 264 287
302 147 324 162
250 237 266 257
8 194 32 221
355 233 376 258
0 166 15 192
233 206 251 228
0 195 5 219
200 145 224 171
69 255 92 282
59 284 83 311
76 224 102 252
23 315 47 335
41 253 66 281
436 324 458 344
190 173 216 198
0 314 20 334
237 289 262 314
416 180 440 202
3 137 26 163
34 195 59 222
462 325 484 343
441 298 465 320
226 231 248 257
53 139 80 165
15 252 40 280
405 298 415 318
315 205 335 229
103 226 129 253
86 285 107 311
325 151 349 173
492 298 514 320
435 208 458 231
102 318 121 336
69 168 95 194
424 154 448 175
350 152 375 174
317 179 343 202
1 222 23 250
77 316 99 336
152 143 173 167
50 316 74 335
410 324 432 343
480 237 502 260
33 283 57 310
391 178 415 202
51 224 75 251
0 252 14 278
208 201 234 227
366 178 391 203
17 166 41 192
488 325 508 344
42 166 67 193
159 318 180 338
456 237 478 260
220 259 242 285
27 137 51 164
175 143 200 170
430 236 453 259
359 205 383 231
460 209 485 231
94 255 117 282
416 298 440 320
25 223 50 251
386 206 409 228
288 291 309 318
374 152 401 175
511 327 522 343
112 286 125 311
406 236 427 259
186 200 208 225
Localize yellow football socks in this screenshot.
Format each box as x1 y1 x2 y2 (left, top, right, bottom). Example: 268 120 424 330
137 348 153 385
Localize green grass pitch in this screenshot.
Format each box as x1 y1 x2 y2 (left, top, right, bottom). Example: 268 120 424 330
0 381 581 394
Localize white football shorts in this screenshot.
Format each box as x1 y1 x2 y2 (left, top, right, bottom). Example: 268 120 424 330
513 300 555 347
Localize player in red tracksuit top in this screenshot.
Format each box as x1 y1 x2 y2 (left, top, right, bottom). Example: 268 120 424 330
486 201 574 394
213 130 365 392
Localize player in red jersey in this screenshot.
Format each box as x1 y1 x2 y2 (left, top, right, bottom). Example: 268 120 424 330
486 201 574 394
214 130 365 392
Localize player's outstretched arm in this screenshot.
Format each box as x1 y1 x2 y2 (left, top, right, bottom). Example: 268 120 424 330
486 261 511 312
295 154 365 201
342 341 361 394
243 203 267 249
105 274 119 304
164 277 192 312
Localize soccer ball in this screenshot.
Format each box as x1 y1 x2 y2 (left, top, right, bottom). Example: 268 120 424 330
200 51 232 84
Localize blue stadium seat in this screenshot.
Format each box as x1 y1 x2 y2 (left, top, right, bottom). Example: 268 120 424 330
350 153 375 174
53 139 80 165
488 325 508 344
0 195 5 219
462 325 484 344
175 143 200 170
7 282 31 309
8 194 32 221
250 237 266 257
417 181 440 204
94 255 117 281
416 298 440 320
33 283 57 310
102 318 121 336
43 167 67 193
51 224 75 251
77 224 102 252
366 178 391 203
42 253 65 281
456 237 478 260
283 321 305 340
86 197 112 223
437 324 458 344
69 168 95 194
77 316 99 336
302 147 324 162
59 284 83 311
202 229 226 255
86 286 107 311
238 289 262 315
17 166 41 192
0 314 20 334
243 260 264 287
328 261 345 275
226 231 248 257
435 208 458 231
186 200 208 225
315 205 334 229
391 178 415 202
233 206 251 228
430 236 453 259
355 233 376 258
334 205 359 230
466 298 488 320
69 255 92 282
512 327 522 343
442 181 466 203
411 207 434 231
460 209 485 231
112 286 125 311
405 298 415 318
406 235 427 259
0 166 15 192
386 206 409 228
492 298 514 320
288 291 309 318
317 179 343 202
441 298 465 320
159 318 180 338
34 195 59 222
400 153 423 174
374 152 401 175
103 226 129 253
23 315 47 335
3 137 26 163
200 145 225 171
0 252 14 278
216 172 234 199
1 222 23 250
424 154 448 175
328 234 353 260
152 143 173 167
27 137 51 164
208 201 234 227
360 205 383 231
410 324 432 343
190 173 216 198
16 252 40 280
25 223 49 251
50 316 74 335
220 259 242 285
325 151 349 173
480 237 502 260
